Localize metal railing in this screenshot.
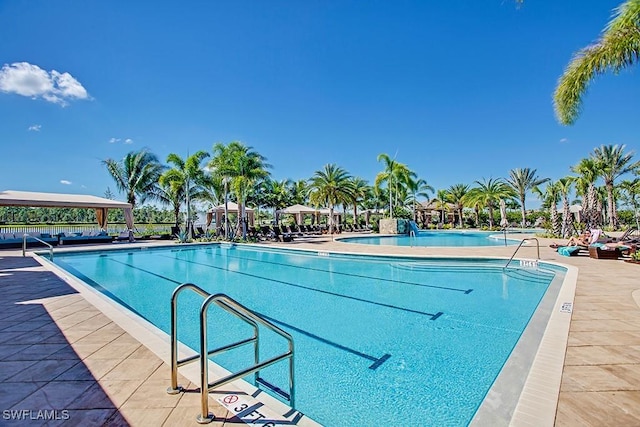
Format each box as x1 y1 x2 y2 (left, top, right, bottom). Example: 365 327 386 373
167 283 295 424
504 238 540 269
22 234 53 260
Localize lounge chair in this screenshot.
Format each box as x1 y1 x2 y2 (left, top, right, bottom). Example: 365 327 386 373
588 244 622 260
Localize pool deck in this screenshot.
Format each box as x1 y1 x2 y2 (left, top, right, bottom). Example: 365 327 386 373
0 233 639 426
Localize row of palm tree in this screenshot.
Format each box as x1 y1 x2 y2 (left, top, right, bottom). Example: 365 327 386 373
103 142 639 240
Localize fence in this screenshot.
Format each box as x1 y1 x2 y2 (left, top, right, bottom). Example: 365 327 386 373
0 223 173 236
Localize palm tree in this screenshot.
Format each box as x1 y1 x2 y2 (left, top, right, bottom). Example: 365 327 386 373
102 149 164 208
208 141 270 239
406 177 434 223
533 181 562 237
156 179 185 227
434 189 451 226
467 178 515 228
261 179 294 224
506 168 549 228
591 144 639 228
619 178 640 230
160 150 210 238
375 153 410 218
347 177 371 226
225 142 271 239
308 164 353 234
554 1 640 125
571 158 600 229
556 177 575 238
446 183 470 228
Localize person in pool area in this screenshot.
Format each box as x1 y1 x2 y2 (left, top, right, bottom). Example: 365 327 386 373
550 229 593 249
566 230 592 247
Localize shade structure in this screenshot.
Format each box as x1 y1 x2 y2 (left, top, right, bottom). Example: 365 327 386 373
0 190 133 231
208 202 254 229
499 199 508 228
276 204 318 225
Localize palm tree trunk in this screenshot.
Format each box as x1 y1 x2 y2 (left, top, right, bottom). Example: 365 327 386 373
561 197 572 238
606 182 616 228
551 207 561 237
488 206 494 228
520 196 526 228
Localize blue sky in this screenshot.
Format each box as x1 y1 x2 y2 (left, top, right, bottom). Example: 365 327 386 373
1 1 638 208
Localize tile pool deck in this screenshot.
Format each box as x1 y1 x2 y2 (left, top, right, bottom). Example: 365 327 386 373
0 234 638 426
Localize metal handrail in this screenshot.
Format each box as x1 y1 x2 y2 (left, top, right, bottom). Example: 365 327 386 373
166 283 295 425
22 233 53 260
504 237 540 269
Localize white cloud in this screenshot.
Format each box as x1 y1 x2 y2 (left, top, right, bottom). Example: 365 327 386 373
0 62 90 106
559 138 568 143
28 124 41 132
109 137 121 144
124 138 133 144
60 180 72 185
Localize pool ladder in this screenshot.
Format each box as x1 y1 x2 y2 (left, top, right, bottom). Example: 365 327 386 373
167 283 295 424
504 238 540 269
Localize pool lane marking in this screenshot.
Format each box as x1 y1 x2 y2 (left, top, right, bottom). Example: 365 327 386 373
218 251 473 294
159 254 444 320
254 311 391 370
107 258 393 370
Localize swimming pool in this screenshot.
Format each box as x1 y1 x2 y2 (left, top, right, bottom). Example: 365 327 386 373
52 244 563 426
340 231 521 247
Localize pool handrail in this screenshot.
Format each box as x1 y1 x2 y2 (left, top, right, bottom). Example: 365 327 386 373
504 238 540 269
22 233 53 260
167 283 295 424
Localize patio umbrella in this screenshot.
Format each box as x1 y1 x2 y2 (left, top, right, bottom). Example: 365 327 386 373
499 199 508 228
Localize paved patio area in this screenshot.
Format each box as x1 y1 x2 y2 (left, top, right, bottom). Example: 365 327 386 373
0 234 638 426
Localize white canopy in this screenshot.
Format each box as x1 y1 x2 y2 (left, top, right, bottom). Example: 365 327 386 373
0 190 133 230
207 202 254 228
0 190 131 209
278 204 317 214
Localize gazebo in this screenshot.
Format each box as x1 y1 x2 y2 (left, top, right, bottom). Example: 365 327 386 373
0 190 134 231
276 204 318 225
206 202 254 229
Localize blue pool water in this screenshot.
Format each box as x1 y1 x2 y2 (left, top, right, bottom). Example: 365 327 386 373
53 244 561 426
341 231 520 247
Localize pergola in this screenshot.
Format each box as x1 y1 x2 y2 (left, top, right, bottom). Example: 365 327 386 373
206 202 255 228
0 190 134 231
276 204 318 225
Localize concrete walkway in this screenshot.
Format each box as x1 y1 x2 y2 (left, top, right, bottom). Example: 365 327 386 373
0 234 638 426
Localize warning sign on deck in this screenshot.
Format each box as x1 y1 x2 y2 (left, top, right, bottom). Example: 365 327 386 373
217 393 295 427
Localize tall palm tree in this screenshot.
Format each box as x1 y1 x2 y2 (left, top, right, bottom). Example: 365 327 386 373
160 150 210 238
619 178 640 230
208 141 270 239
467 178 515 228
347 177 370 226
102 149 164 208
533 181 562 237
156 179 185 227
554 0 640 125
506 168 549 228
571 158 600 229
591 144 639 228
226 143 271 239
446 183 470 228
308 164 353 234
375 153 410 218
434 189 451 225
557 177 575 238
405 177 434 223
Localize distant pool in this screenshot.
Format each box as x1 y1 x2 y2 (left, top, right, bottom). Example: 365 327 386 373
340 231 521 247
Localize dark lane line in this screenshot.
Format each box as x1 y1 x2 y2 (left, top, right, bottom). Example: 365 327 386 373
160 254 443 320
106 257 393 368
253 311 391 370
216 251 473 294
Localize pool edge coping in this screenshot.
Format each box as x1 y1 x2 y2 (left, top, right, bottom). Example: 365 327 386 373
32 241 576 426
